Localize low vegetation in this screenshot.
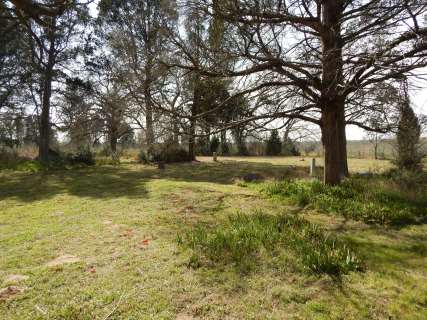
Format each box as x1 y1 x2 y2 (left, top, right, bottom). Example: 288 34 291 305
178 211 361 276
264 174 427 225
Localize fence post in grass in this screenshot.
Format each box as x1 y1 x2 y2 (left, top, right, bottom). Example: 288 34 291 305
310 158 316 177
213 152 217 162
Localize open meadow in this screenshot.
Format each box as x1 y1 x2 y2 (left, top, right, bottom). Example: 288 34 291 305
1 157 426 319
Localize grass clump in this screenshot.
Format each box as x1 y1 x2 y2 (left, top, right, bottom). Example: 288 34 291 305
264 177 426 225
178 211 361 276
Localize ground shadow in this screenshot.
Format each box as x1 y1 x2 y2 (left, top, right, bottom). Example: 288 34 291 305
0 161 308 203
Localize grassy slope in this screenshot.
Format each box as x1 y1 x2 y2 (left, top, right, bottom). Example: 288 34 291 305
0 159 426 319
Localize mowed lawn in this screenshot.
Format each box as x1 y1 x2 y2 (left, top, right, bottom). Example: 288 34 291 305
0 158 426 319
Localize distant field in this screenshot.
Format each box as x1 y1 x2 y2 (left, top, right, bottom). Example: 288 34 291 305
299 138 427 159
198 156 394 173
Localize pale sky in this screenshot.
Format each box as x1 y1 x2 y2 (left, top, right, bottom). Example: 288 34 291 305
347 86 427 140
87 2 427 141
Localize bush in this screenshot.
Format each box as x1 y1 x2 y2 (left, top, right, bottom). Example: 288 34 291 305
264 177 425 225
220 141 230 155
210 136 220 154
0 146 21 166
137 150 150 164
138 144 191 164
154 146 190 163
67 147 95 166
282 138 300 156
0 146 42 172
178 211 361 275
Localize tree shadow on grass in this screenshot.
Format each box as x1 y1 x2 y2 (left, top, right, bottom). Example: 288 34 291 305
0 166 149 203
0 161 308 203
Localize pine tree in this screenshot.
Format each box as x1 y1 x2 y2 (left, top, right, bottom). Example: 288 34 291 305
266 130 282 156
395 97 422 171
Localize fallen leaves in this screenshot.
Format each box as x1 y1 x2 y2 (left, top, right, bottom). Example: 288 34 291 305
121 229 134 238
88 266 97 274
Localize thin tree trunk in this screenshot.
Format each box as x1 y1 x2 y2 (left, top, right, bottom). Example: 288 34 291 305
144 61 154 147
188 74 200 161
172 117 179 145
320 0 348 185
188 106 196 161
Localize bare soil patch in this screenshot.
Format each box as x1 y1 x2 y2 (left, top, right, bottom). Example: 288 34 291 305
3 274 29 284
0 286 26 300
46 254 80 267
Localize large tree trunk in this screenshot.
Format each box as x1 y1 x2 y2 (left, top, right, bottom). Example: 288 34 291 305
321 99 348 185
320 0 348 185
110 134 117 153
38 19 56 165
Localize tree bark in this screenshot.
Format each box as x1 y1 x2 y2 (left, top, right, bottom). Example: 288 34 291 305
172 116 179 145
144 62 154 147
38 19 56 165
321 101 348 185
110 133 117 153
320 0 348 185
188 105 196 161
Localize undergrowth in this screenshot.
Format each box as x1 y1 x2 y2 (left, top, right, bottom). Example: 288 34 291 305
264 176 427 225
178 211 362 276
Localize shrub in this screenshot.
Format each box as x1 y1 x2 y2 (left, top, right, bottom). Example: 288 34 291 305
264 177 425 225
67 147 95 166
282 138 300 156
220 141 230 155
0 146 43 172
210 136 220 154
0 146 21 167
179 211 361 275
152 145 190 163
137 150 150 164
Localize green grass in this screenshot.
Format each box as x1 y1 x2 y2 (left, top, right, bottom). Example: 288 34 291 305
179 211 361 275
263 175 427 225
1 159 426 319
198 155 395 173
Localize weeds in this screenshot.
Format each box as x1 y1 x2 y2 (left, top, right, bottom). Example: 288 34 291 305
178 211 362 276
264 177 426 225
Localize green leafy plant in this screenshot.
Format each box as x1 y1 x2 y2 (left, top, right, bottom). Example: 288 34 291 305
179 211 362 276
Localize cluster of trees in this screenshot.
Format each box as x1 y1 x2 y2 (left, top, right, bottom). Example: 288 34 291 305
1 1 427 184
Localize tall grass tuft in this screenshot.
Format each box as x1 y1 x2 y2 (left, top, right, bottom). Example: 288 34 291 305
178 211 362 276
264 177 426 225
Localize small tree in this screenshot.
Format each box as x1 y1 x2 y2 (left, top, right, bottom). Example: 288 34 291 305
220 140 230 155
266 130 282 156
282 138 300 156
395 100 422 171
365 131 383 160
210 136 220 154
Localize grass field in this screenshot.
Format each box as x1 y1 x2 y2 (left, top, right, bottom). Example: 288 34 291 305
1 158 426 319
198 156 394 173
